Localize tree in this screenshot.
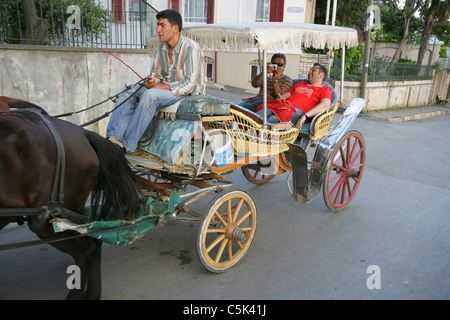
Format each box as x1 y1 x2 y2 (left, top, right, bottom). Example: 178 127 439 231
20 0 50 44
433 20 450 47
382 0 423 63
417 0 450 65
372 4 422 44
1 0 109 45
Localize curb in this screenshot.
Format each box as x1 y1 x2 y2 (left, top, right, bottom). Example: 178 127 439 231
387 110 450 122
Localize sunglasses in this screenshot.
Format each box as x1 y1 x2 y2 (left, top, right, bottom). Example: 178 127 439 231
271 62 285 66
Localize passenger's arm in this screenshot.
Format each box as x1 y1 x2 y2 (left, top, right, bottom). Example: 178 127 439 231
294 98 331 130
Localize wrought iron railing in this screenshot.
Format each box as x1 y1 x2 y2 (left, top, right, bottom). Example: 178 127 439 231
438 58 450 70
0 0 158 49
331 58 435 82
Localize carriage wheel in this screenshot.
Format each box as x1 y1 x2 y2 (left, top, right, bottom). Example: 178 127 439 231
197 189 257 273
241 164 275 184
323 130 366 212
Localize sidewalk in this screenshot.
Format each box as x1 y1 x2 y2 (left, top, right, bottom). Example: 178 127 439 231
207 83 450 123
363 104 449 122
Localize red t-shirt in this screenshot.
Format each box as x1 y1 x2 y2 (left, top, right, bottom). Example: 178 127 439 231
286 81 332 113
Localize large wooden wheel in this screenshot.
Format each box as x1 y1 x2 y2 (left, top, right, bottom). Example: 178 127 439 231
197 189 257 273
323 130 366 212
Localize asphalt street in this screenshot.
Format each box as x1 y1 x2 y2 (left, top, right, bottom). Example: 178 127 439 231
0 86 449 302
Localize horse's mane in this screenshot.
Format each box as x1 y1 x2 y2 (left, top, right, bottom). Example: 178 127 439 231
0 96 48 114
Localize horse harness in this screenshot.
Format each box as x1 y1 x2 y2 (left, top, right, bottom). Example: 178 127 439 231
0 109 89 234
0 82 149 250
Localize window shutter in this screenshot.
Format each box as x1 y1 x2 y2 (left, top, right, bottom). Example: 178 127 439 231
269 0 284 22
112 0 125 24
207 0 215 24
171 0 180 11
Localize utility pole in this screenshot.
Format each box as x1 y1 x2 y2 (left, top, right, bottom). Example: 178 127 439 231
361 0 374 100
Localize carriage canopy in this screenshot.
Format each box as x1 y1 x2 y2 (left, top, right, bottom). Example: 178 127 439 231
148 22 359 52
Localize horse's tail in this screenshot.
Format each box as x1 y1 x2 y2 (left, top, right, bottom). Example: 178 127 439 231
85 130 143 221
0 96 48 114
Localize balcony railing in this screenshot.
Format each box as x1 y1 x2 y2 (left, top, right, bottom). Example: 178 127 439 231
0 0 158 49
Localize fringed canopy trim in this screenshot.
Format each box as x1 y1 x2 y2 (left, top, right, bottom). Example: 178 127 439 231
148 22 359 53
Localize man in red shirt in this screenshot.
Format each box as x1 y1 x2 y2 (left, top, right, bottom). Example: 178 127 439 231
256 63 331 131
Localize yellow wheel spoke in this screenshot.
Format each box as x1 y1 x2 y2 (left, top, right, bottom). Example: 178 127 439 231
227 199 232 224
232 199 244 222
206 234 225 253
206 228 225 233
214 238 229 263
236 210 252 226
214 211 228 227
234 239 244 250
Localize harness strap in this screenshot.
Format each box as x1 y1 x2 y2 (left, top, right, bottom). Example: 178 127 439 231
11 109 65 206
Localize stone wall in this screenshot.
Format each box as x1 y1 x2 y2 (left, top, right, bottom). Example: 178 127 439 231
0 44 151 135
334 74 449 111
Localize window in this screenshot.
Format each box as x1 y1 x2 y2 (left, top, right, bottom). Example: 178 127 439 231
129 0 143 22
205 56 214 81
184 0 207 23
256 0 270 22
249 60 260 81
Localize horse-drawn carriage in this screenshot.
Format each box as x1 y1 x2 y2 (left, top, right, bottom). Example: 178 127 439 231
0 22 366 298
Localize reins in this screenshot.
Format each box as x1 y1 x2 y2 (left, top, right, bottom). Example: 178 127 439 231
54 79 146 127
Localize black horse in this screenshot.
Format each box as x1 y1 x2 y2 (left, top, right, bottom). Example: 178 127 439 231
0 96 143 299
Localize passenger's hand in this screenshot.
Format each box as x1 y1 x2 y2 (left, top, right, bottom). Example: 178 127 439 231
277 93 285 101
273 68 282 81
295 116 306 130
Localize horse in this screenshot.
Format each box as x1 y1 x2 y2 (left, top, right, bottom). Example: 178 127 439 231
0 96 143 299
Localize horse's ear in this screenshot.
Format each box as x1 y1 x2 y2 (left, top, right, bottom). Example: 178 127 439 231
0 96 48 114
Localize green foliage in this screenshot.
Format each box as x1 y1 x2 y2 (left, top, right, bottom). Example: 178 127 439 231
439 44 448 59
334 44 365 74
433 21 450 47
398 57 416 64
0 0 110 45
371 4 422 44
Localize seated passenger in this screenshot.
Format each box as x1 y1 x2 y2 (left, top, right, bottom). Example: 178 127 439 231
238 53 293 112
256 63 331 131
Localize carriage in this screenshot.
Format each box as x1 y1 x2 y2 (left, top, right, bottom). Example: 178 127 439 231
0 22 366 297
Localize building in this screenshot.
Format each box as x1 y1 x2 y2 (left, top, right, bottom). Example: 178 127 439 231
151 0 319 91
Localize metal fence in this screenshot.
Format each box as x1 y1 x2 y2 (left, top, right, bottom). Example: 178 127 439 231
438 58 450 70
298 53 333 79
331 58 435 82
0 0 158 48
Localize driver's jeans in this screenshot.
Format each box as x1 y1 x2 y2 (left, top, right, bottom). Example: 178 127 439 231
106 85 183 152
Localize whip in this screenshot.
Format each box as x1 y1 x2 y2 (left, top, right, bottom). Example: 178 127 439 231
85 41 144 80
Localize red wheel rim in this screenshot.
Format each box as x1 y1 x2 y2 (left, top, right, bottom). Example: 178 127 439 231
242 166 274 184
325 132 365 210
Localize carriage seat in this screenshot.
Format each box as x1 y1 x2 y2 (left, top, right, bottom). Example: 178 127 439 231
230 104 294 131
135 95 231 165
291 79 338 139
235 79 337 137
155 94 230 119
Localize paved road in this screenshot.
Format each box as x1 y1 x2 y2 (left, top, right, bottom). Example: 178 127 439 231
1 87 449 303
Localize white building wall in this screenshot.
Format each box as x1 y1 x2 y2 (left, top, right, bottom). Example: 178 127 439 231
146 0 168 11
216 0 255 23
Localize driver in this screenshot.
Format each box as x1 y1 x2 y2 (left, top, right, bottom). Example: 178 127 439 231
106 9 206 153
